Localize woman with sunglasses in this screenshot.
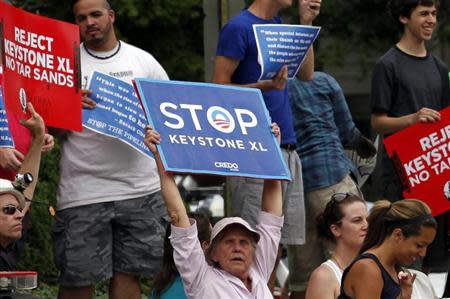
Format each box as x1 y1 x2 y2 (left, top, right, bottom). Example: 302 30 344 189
339 199 437 299
305 193 367 299
0 102 45 270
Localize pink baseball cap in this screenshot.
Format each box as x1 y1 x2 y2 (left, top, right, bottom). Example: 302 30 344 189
210 217 260 243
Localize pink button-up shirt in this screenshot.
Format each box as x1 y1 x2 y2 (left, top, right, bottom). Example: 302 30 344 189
171 211 283 299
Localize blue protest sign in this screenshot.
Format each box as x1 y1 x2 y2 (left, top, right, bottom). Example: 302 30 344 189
134 79 290 180
0 88 15 148
83 71 152 157
253 24 320 81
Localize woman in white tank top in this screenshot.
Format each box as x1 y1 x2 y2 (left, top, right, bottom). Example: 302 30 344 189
305 193 368 299
305 195 439 299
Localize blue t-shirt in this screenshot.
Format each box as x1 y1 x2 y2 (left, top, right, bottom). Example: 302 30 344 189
149 275 188 299
216 9 296 145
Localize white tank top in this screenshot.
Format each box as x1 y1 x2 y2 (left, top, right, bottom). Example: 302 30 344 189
323 259 343 284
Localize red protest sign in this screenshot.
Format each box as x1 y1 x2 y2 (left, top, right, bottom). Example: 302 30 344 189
0 2 82 131
384 107 450 216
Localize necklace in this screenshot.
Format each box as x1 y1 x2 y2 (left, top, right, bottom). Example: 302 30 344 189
83 41 121 60
332 256 344 271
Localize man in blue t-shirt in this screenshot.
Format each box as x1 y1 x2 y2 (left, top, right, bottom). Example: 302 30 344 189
213 0 321 293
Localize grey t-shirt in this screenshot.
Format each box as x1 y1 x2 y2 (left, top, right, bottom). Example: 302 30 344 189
371 46 447 117
371 46 450 200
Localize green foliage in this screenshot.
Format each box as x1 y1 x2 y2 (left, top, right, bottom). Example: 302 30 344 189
112 0 204 81
7 0 450 292
8 0 204 289
11 0 205 81
243 0 450 74
281 0 450 71
23 282 58 298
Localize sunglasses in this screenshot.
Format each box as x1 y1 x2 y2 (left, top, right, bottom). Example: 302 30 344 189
2 205 22 215
331 192 353 203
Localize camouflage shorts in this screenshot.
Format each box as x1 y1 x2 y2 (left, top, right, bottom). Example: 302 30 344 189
52 192 168 287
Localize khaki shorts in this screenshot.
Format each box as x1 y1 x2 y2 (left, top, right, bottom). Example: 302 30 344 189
228 148 305 245
288 175 362 292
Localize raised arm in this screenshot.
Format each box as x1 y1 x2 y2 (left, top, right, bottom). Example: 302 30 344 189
261 123 282 216
19 103 45 213
144 126 190 228
261 179 282 216
297 0 321 81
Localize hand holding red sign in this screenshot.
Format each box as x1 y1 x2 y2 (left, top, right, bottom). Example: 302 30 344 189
0 2 82 131
413 107 441 124
384 106 450 216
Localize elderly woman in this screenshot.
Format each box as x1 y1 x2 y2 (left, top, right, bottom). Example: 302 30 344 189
144 124 283 299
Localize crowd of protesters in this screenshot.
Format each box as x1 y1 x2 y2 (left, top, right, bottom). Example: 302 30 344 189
0 0 449 299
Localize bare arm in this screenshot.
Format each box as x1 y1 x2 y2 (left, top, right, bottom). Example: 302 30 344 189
343 259 383 299
261 179 282 216
19 103 45 213
144 127 190 228
297 0 321 81
261 123 282 216
213 56 288 91
298 47 314 81
371 108 441 135
305 265 339 299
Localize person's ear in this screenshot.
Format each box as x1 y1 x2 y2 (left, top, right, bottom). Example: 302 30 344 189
392 227 404 242
109 9 115 24
209 245 219 263
330 223 341 238
201 241 209 252
399 15 408 25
